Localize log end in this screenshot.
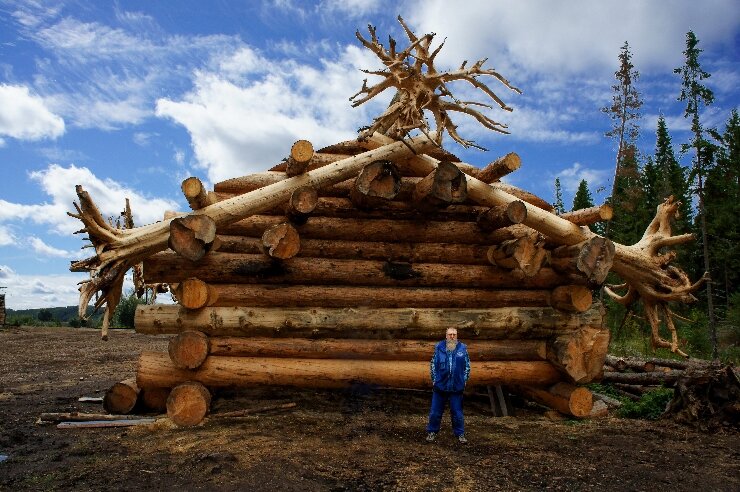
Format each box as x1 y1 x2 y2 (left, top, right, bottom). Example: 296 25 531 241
103 378 140 415
168 330 210 369
167 381 212 427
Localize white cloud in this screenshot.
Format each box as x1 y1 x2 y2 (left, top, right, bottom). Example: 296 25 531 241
0 84 65 140
0 164 178 236
156 44 388 182
0 268 85 309
28 237 83 259
406 0 740 77
0 225 16 246
555 162 610 194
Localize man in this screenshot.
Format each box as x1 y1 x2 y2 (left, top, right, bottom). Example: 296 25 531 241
426 327 471 444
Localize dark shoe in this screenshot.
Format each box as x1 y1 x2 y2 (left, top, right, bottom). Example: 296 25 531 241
426 432 437 442
457 434 468 444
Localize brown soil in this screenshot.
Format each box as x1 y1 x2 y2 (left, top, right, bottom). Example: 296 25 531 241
0 326 738 491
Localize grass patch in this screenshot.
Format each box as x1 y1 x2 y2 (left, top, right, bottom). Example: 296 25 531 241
616 388 674 420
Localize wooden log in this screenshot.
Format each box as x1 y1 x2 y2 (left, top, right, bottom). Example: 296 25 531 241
169 330 210 369
476 152 521 183
163 283 578 310
601 370 683 385
261 223 300 259
137 352 563 389
269 153 349 172
550 236 615 286
135 304 605 339
285 186 318 225
477 201 527 232
316 138 461 165
547 325 610 383
511 382 593 418
604 354 707 372
212 402 297 418
588 399 609 418
143 251 583 289
550 285 593 312
412 161 467 211
208 337 547 361
592 392 623 409
57 419 156 429
285 139 314 177
166 381 211 427
217 214 537 246
560 204 613 226
40 412 155 423
487 236 547 277
102 378 140 415
215 235 492 265
169 214 217 262
140 387 170 413
350 160 402 209
174 278 219 309
181 177 217 210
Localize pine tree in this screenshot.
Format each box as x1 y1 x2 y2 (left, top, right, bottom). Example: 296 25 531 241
652 115 692 235
553 177 565 214
674 30 718 357
706 109 740 316
603 41 642 239
610 144 645 245
572 179 595 210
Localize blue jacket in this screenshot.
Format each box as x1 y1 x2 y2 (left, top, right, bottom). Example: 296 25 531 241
430 341 471 393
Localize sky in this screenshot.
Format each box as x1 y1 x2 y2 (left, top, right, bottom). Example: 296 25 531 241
0 0 738 309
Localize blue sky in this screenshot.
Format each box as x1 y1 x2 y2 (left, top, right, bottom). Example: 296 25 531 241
0 0 738 309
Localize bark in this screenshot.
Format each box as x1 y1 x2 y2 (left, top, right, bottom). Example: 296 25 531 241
208 337 547 361
510 382 593 418
215 235 492 265
135 304 604 339
168 214 217 262
601 370 683 385
550 285 593 312
285 139 314 177
137 351 563 389
177 283 555 309
166 381 211 427
560 204 613 226
412 161 467 211
173 278 219 310
261 223 301 259
168 330 210 369
487 235 547 277
217 214 538 245
547 325 610 383
285 186 318 225
181 177 218 210
476 152 521 183
103 378 140 415
476 201 527 232
143 251 582 289
269 152 349 173
549 236 615 286
350 160 402 209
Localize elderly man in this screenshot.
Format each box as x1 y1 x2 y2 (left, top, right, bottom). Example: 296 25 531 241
426 327 471 444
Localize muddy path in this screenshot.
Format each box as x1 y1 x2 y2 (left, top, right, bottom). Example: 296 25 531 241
0 326 738 491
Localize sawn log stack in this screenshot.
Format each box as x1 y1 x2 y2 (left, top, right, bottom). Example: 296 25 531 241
127 136 615 426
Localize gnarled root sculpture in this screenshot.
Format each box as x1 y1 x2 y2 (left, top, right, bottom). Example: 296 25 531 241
605 196 708 357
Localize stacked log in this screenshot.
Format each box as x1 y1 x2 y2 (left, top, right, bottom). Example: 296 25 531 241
135 140 614 425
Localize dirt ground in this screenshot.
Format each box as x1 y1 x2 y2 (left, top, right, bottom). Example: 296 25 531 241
0 326 737 491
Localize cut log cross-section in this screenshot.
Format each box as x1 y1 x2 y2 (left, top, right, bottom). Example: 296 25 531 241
181 177 217 210
261 223 301 259
511 382 593 418
350 160 402 209
285 186 318 225
547 325 610 383
550 236 616 286
168 330 210 369
476 201 527 232
169 214 217 262
174 278 219 310
550 285 593 313
487 235 547 277
412 160 468 211
103 378 140 415
166 381 212 427
285 139 315 177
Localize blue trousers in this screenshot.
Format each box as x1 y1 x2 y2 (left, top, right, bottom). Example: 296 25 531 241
426 389 465 436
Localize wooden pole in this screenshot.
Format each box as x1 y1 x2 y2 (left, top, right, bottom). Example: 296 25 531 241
137 352 563 389
135 304 605 339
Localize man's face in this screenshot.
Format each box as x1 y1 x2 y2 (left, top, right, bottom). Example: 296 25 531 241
446 329 458 342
